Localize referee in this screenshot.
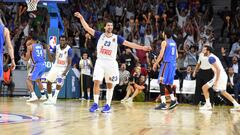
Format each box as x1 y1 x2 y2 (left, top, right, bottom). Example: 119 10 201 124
193 50 214 105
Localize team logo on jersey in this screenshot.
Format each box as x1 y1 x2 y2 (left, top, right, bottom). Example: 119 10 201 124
0 113 41 124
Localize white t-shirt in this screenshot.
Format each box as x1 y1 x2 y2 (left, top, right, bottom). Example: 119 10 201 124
198 53 212 70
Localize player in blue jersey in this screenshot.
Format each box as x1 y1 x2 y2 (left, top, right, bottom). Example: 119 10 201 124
21 36 46 102
0 23 16 80
153 27 178 110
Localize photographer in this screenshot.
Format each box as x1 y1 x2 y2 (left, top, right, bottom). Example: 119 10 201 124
121 66 147 102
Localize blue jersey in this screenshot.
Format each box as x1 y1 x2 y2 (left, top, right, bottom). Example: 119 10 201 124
0 24 4 53
0 24 4 79
163 38 177 63
31 43 45 64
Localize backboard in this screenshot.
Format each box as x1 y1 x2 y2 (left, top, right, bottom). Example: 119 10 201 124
2 0 68 3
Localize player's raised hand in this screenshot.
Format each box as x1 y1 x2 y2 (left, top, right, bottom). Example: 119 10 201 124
74 12 83 19
142 46 152 51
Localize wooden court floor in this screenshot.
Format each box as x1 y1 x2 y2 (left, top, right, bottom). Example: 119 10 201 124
0 97 239 135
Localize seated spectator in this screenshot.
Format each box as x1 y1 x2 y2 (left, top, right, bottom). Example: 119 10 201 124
113 63 130 100
227 67 240 102
120 74 146 102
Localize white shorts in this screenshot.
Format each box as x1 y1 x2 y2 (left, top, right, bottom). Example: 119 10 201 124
46 66 66 83
206 75 227 91
93 59 119 84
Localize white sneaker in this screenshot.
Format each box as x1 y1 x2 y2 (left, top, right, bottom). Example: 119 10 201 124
43 99 54 105
121 98 127 103
126 98 133 102
200 104 212 110
230 106 240 111
39 95 47 101
26 95 38 102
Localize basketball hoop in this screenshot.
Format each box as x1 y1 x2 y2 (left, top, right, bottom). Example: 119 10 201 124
26 0 39 12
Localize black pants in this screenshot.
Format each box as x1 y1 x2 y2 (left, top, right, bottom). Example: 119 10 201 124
80 74 92 98
194 69 214 105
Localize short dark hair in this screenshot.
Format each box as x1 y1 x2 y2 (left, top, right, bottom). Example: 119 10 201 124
103 19 113 26
164 27 172 38
59 35 66 40
204 45 214 53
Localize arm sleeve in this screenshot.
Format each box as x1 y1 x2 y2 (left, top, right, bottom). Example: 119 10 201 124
117 35 125 45
94 31 102 41
208 56 216 64
68 48 73 58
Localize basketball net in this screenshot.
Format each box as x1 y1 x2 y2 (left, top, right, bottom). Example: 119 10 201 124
26 0 39 12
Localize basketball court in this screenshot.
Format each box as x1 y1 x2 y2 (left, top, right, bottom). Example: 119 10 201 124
0 97 239 135
0 0 240 135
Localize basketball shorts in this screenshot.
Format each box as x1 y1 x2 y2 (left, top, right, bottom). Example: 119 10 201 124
46 66 66 83
30 63 46 81
93 59 119 84
206 74 227 91
158 62 176 85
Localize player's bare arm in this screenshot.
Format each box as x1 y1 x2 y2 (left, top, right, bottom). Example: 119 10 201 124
153 41 167 71
74 12 95 36
62 56 72 76
122 40 151 51
4 27 16 70
21 45 32 61
44 43 55 62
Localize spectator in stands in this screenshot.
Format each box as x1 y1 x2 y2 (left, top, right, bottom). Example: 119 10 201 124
119 48 138 72
79 52 93 100
121 74 146 103
113 63 130 100
229 38 240 57
227 67 240 102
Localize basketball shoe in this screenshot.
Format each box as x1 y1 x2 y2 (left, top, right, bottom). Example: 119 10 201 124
200 104 212 110
26 94 38 102
89 103 99 112
169 100 178 109
155 103 167 110
101 104 111 113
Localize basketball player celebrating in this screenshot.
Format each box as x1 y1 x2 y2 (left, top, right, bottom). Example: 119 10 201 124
200 45 240 111
44 36 72 105
21 37 46 102
74 12 151 113
153 28 178 110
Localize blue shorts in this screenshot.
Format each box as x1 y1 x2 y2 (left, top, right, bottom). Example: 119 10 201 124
30 63 45 81
158 62 176 85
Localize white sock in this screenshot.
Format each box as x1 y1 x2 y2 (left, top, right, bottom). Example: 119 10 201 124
87 92 90 99
94 95 99 104
161 96 166 103
106 88 114 106
170 94 175 101
206 98 211 105
54 90 60 98
82 92 84 98
31 92 36 97
232 100 239 107
48 93 52 99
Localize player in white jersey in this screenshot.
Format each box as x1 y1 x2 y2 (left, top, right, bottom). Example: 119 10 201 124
74 12 151 113
44 36 72 105
200 45 240 111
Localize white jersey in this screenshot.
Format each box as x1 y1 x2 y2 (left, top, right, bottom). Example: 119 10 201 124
207 53 228 91
208 53 227 77
53 44 72 67
94 31 125 60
